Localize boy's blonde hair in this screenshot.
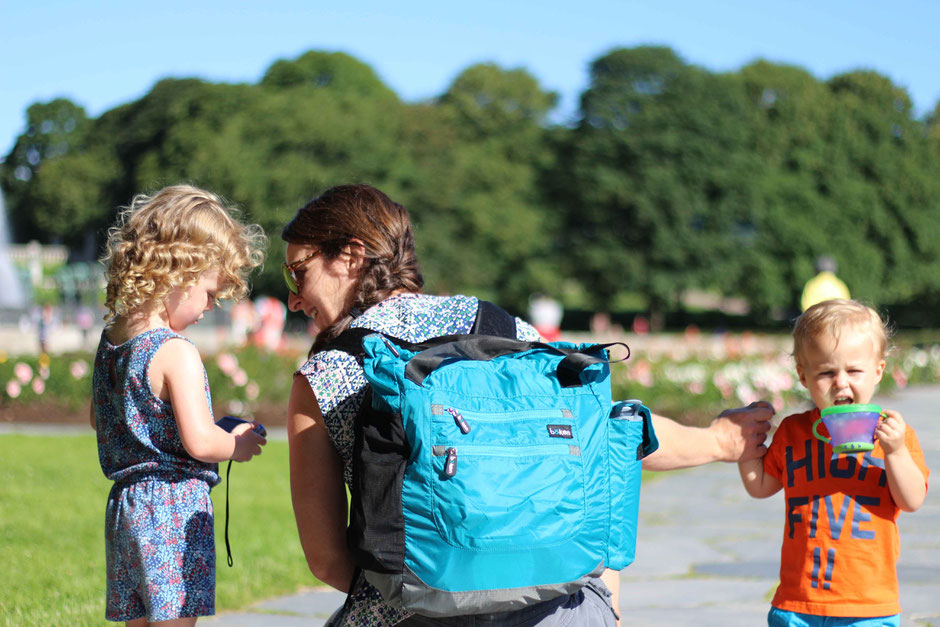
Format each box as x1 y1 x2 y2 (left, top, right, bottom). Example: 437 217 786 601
792 299 892 366
101 185 267 323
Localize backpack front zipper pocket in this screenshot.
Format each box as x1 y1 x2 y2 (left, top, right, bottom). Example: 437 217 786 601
430 406 577 443
430 442 586 550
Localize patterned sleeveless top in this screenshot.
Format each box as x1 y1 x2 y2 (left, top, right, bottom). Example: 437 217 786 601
298 293 538 626
93 327 220 486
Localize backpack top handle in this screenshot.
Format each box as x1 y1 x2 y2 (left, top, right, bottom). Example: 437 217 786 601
403 336 629 388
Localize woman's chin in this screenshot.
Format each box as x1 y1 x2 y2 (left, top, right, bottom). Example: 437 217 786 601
307 316 325 337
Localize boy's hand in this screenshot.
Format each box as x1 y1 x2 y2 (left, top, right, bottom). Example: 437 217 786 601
877 409 927 511
875 409 906 454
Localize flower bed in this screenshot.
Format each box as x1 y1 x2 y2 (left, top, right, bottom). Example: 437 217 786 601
2 333 940 426
0 344 306 425
611 334 940 425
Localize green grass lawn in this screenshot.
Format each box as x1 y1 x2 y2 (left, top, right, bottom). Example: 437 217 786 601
0 432 661 626
0 434 319 626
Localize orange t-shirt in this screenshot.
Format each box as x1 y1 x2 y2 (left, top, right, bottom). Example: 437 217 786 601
764 409 929 617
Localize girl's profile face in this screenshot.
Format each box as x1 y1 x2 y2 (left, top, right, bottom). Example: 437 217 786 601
163 270 221 332
284 243 360 336
796 324 886 410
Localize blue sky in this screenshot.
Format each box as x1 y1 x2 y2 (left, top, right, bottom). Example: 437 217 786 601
2 0 938 157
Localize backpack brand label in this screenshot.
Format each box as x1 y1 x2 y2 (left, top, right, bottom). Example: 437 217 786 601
547 424 574 439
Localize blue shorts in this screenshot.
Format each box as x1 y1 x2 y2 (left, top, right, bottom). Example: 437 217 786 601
105 477 215 622
768 607 901 627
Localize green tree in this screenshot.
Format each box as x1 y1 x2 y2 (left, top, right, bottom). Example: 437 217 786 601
553 47 761 322
928 101 940 148
94 78 258 198
732 61 838 316
2 52 413 293
408 63 559 310
737 63 940 314
226 52 412 295
1 99 90 242
26 146 120 251
823 71 940 305
261 50 396 101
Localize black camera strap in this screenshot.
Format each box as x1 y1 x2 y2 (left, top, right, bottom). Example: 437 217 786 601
224 460 234 567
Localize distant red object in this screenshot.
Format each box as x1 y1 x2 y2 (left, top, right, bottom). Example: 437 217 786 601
534 325 561 342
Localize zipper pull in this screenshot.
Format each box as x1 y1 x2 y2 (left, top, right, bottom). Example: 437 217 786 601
378 334 401 357
446 408 471 434
444 447 458 477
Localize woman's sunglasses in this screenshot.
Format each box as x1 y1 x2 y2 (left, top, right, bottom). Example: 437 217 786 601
281 250 319 295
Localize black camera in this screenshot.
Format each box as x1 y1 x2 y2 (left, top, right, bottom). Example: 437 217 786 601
215 415 267 438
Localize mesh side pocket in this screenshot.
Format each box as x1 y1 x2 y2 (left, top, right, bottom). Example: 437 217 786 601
348 400 409 574
606 401 646 570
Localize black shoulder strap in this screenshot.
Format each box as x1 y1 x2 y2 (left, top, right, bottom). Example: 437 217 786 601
470 300 517 339
321 327 373 365
321 299 517 363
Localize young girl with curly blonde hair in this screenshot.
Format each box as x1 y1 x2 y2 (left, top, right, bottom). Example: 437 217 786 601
91 184 268 626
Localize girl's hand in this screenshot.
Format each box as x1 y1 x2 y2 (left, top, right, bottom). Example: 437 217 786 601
231 421 266 462
875 409 906 454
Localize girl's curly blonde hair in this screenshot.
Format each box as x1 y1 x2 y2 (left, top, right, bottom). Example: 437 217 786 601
101 185 267 324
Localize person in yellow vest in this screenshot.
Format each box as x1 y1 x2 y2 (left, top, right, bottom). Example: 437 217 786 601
801 256 850 312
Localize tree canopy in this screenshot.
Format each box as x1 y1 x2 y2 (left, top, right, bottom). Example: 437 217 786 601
3 47 939 322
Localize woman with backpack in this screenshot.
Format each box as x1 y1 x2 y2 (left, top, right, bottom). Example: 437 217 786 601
282 183 773 626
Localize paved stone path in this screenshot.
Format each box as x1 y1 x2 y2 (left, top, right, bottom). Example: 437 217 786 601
16 386 928 626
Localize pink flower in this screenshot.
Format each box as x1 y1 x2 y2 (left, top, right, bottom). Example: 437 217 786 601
892 368 908 389
717 383 734 399
735 382 759 405
70 360 89 379
6 380 21 399
31 378 45 395
13 362 33 384
232 369 248 387
628 360 653 387
216 353 239 376
245 381 260 400
39 366 50 380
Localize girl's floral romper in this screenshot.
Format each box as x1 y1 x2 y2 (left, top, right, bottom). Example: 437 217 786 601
93 327 220 622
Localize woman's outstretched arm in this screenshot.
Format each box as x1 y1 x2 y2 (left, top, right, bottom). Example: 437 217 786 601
643 402 774 471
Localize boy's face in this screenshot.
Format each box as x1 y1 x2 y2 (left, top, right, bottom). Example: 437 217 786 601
796 325 886 410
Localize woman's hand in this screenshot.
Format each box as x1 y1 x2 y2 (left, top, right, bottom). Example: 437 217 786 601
712 401 775 462
643 401 774 471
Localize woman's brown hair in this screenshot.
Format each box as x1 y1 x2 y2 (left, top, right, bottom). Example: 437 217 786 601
282 184 424 351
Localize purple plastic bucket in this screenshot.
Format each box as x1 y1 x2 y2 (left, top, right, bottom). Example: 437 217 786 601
813 404 882 454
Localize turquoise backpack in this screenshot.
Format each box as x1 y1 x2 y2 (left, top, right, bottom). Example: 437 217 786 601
340 330 658 617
